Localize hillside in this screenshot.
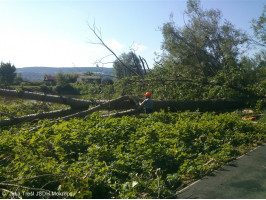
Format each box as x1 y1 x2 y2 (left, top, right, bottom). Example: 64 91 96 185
16 67 114 81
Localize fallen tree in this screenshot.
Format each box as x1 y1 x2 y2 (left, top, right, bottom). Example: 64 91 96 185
60 96 129 120
0 88 253 127
0 88 103 109
0 96 130 127
101 109 138 118
0 88 249 112
27 96 130 131
0 109 78 126
131 96 247 112
153 98 247 112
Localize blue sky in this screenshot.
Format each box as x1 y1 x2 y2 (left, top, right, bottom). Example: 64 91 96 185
0 0 265 68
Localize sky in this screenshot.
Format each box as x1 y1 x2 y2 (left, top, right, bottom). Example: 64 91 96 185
0 0 265 68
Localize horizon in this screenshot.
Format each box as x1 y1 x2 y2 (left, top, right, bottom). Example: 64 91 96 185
0 0 265 68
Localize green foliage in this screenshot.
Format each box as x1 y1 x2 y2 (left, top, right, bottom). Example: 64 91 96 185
55 72 78 87
0 111 265 198
13 73 23 85
53 73 79 95
161 0 247 78
101 78 114 85
114 76 140 96
40 84 53 94
20 81 44 87
0 62 17 87
54 84 79 95
123 0 263 101
113 51 143 80
107 0 264 101
72 82 117 100
0 2 264 196
251 5 266 46
0 97 68 120
83 71 94 76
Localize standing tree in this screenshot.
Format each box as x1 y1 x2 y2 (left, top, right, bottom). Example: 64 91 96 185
0 62 16 87
55 72 69 88
160 0 248 79
113 51 143 80
251 5 266 47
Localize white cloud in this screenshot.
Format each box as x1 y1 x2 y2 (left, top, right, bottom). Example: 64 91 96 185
105 39 124 51
131 43 147 52
0 24 128 68
0 29 116 67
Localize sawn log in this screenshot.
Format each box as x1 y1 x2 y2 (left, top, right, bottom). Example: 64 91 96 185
0 88 104 109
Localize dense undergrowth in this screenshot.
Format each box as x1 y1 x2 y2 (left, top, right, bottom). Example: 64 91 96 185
0 111 265 198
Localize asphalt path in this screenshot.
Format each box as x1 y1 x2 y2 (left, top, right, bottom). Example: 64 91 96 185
177 144 266 199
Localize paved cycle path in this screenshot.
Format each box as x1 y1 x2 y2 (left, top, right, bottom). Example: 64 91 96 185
177 145 266 199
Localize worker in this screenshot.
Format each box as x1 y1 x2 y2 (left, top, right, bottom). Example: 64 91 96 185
139 92 154 114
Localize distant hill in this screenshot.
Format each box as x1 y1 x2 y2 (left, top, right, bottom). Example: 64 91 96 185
16 67 114 81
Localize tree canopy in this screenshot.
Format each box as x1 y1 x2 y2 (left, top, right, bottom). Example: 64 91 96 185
113 51 143 80
251 5 266 47
160 0 248 79
113 0 265 101
0 62 16 87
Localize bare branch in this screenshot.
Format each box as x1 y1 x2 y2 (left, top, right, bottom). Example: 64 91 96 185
94 61 115 66
139 56 147 75
153 58 163 67
134 78 194 83
101 109 137 118
87 39 102 45
129 44 144 78
248 37 266 47
142 56 150 71
96 54 113 63
93 54 115 67
87 23 141 77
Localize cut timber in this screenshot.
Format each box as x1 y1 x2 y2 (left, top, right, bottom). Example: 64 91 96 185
101 109 138 118
0 109 80 126
133 97 247 112
0 89 247 113
0 87 253 128
0 88 105 109
0 96 129 127
61 96 129 120
27 96 130 131
155 99 247 112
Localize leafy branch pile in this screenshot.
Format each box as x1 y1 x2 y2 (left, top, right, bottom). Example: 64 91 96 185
0 111 265 198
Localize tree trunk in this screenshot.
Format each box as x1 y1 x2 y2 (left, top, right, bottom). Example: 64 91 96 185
0 96 129 127
0 88 250 127
101 109 138 118
60 96 129 120
0 109 80 126
133 97 247 112
0 88 105 109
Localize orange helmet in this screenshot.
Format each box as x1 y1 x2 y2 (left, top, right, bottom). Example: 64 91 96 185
145 92 151 97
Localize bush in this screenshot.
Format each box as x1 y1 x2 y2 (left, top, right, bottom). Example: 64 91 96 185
53 84 79 95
